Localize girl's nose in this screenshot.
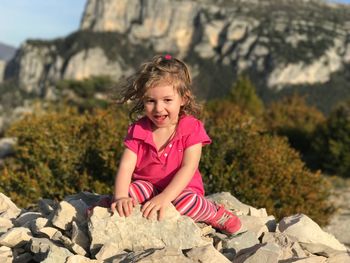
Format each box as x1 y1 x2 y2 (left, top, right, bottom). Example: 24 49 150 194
155 102 164 112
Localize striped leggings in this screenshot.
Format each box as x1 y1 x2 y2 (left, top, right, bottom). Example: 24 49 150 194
129 180 218 223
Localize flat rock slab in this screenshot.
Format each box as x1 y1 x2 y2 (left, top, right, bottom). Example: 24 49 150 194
278 214 347 256
88 205 209 256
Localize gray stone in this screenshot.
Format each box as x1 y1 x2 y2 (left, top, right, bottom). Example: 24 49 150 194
71 221 90 252
327 252 350 263
0 193 21 220
29 237 74 263
234 242 281 263
278 214 347 257
222 230 259 255
137 248 193 263
64 192 102 207
88 205 209 256
206 192 253 215
50 200 87 231
38 199 56 216
239 215 276 238
14 212 42 227
262 232 306 260
30 217 49 235
186 244 231 263
0 227 32 248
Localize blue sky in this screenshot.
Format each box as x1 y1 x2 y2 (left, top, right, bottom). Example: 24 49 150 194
0 0 350 48
0 0 86 47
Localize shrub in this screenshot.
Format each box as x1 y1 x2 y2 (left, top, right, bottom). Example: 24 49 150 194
229 75 264 116
264 94 325 154
312 100 350 177
0 106 129 207
201 102 333 225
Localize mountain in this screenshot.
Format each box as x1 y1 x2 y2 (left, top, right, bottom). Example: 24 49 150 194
0 42 16 61
2 0 350 114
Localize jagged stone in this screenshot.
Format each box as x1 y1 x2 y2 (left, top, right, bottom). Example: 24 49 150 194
0 193 21 220
94 242 124 261
38 227 60 239
186 244 231 263
136 248 193 263
29 237 74 263
288 256 327 262
327 252 350 263
262 232 307 260
0 246 13 263
0 227 32 248
71 221 90 252
221 230 259 256
50 200 87 231
234 242 281 263
88 205 209 256
12 251 33 263
0 217 13 234
239 215 276 238
64 192 102 207
206 192 252 215
37 199 56 216
30 217 49 235
66 254 101 263
278 214 347 257
14 212 42 227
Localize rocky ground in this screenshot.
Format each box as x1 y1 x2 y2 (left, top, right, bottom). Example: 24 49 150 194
0 192 349 263
323 178 350 249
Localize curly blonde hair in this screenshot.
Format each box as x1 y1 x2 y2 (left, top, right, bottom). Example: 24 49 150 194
117 55 201 121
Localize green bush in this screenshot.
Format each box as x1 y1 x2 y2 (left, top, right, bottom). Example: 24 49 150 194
312 100 350 177
0 106 129 207
201 101 333 225
264 94 325 154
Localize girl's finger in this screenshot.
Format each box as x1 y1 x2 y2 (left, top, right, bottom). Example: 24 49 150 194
117 202 125 217
127 200 133 216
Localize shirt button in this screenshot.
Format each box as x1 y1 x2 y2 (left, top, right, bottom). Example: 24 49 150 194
169 144 172 148
164 153 168 157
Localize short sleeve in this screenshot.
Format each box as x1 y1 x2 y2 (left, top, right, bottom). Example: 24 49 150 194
183 119 211 149
123 125 139 154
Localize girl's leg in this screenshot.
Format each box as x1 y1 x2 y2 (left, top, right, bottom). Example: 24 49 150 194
172 189 241 235
172 189 217 222
128 180 158 204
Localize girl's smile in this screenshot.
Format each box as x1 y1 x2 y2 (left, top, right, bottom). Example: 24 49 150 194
144 83 185 129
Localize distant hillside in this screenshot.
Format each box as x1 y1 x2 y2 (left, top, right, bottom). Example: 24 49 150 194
2 0 350 114
0 42 16 61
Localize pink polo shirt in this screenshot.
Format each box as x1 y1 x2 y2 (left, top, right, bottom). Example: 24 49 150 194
124 115 211 196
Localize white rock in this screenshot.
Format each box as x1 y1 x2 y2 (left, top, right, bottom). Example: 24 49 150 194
30 217 49 235
327 252 350 263
38 227 60 239
66 255 101 263
239 215 276 238
0 217 13 233
71 221 90 252
222 230 259 255
289 256 327 262
0 193 21 220
137 248 193 263
0 227 32 248
30 237 74 262
206 192 252 215
186 244 231 262
88 205 209 256
234 242 281 263
50 200 87 231
0 246 13 263
278 214 347 257
37 199 56 216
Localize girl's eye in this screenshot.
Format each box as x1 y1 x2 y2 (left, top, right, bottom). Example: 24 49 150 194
164 99 172 103
145 99 155 104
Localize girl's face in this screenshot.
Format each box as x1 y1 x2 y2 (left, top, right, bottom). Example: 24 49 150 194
143 83 185 129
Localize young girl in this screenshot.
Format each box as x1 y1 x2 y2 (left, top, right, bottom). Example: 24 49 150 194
110 55 241 235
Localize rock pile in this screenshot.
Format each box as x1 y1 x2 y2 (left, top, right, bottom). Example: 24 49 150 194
0 191 349 263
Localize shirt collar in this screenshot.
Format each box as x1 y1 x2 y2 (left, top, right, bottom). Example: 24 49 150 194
131 115 194 143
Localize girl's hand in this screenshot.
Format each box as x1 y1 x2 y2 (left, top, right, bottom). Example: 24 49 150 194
141 194 171 221
110 197 137 217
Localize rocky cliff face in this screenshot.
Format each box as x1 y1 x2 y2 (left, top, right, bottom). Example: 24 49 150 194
2 0 350 112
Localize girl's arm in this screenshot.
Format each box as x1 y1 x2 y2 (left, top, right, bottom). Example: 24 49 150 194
111 148 137 217
141 143 202 220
